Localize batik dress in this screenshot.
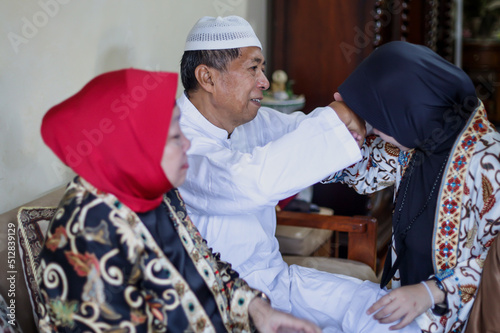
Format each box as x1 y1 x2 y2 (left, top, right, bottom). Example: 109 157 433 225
37 177 261 333
324 103 500 333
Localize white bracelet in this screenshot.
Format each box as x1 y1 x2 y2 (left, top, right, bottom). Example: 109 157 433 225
421 281 435 308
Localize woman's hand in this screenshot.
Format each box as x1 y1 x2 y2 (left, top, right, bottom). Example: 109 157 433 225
248 297 321 333
367 283 434 330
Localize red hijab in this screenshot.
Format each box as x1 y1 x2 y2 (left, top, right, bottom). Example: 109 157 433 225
42 69 178 212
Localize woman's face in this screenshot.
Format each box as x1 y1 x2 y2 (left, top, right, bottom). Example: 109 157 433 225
161 106 191 188
373 128 410 151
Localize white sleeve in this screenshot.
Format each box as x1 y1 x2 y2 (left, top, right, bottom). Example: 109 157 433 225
180 106 361 216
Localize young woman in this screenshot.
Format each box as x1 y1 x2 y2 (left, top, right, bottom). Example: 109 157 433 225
37 68 320 333
326 41 500 332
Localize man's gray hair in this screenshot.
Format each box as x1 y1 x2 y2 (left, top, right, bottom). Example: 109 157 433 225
180 48 241 94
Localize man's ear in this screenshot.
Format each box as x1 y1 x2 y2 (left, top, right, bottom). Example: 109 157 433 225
194 65 216 93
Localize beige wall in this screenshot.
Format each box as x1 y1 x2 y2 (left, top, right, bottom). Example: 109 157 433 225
0 0 268 213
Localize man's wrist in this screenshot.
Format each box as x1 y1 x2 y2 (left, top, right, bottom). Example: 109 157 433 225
328 101 349 125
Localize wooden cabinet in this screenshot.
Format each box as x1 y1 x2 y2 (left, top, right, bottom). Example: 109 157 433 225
269 0 454 113
462 40 500 124
270 0 378 113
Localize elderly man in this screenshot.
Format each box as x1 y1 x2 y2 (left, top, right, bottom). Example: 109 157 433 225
177 16 420 333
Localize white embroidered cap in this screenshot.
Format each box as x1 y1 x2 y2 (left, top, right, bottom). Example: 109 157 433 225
184 16 262 51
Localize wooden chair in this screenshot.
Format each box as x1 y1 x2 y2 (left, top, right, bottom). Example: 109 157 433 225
276 210 379 282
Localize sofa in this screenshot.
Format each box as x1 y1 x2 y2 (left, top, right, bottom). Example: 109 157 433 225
0 186 65 333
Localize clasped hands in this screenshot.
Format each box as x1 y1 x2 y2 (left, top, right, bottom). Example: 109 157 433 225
329 92 366 147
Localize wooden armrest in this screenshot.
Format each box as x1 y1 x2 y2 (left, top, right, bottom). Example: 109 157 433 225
276 211 378 271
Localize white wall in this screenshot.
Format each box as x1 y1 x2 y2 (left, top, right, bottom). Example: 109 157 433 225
0 0 268 214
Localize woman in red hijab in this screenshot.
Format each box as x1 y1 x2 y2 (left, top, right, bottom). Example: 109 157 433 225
38 68 320 333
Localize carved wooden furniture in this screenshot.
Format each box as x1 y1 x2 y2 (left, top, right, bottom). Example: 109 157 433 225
276 210 378 281
269 0 454 277
270 0 455 113
373 0 455 61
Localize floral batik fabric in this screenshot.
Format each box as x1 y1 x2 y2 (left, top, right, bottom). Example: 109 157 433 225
324 103 500 333
37 177 260 333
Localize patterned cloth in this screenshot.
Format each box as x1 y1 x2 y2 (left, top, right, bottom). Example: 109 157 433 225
324 103 500 332
37 177 260 332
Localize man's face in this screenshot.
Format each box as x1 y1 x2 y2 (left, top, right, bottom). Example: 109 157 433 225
212 46 270 129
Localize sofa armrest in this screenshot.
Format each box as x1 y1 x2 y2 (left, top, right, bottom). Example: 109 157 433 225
0 186 65 333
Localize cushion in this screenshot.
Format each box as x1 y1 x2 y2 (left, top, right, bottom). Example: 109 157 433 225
283 255 379 283
0 291 23 333
17 207 57 329
276 206 334 256
276 226 333 256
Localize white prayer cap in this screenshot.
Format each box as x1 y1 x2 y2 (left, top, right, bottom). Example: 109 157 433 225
184 16 262 51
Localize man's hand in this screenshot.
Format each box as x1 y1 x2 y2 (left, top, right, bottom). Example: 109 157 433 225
366 283 435 330
248 297 321 333
328 100 366 147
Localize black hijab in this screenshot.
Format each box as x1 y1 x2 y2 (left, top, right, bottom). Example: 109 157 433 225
339 41 478 287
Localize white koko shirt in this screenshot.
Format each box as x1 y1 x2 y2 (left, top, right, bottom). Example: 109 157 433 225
177 92 361 311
